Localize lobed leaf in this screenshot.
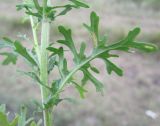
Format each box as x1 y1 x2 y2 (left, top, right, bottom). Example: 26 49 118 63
90 66 100 74
51 79 61 95
47 12 158 103
83 11 100 46
82 69 104 93
0 52 17 65
56 0 89 17
90 11 99 39
127 41 158 52
0 37 14 49
77 42 87 63
57 5 73 16
48 55 56 73
58 26 77 54
113 27 158 52
72 81 87 98
44 96 63 108
103 59 123 76
14 41 38 66
69 0 90 8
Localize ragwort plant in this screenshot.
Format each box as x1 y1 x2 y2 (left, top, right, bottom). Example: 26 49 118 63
0 0 158 126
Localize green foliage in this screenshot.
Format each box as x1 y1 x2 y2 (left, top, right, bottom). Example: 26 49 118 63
0 112 19 126
45 11 157 107
0 104 41 126
0 52 17 65
0 38 38 67
0 7 158 108
0 0 158 126
14 41 38 66
16 0 89 21
0 37 14 49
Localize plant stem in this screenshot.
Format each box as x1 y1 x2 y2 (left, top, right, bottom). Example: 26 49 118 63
40 19 52 126
40 0 53 126
30 14 52 126
30 16 41 63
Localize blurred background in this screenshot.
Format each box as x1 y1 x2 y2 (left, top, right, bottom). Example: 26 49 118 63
0 0 160 126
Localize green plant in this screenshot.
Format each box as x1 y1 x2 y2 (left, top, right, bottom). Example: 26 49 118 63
0 0 158 126
0 104 42 126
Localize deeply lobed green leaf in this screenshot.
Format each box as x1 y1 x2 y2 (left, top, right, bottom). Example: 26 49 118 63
46 11 158 102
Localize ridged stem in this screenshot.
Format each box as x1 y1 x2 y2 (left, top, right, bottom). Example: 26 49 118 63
30 0 53 125
40 20 52 126
40 0 53 126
